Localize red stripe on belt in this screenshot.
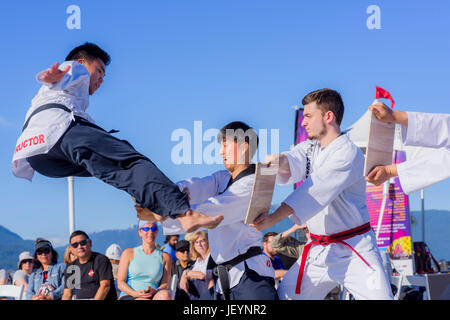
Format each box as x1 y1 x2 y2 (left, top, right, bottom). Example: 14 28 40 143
295 222 373 294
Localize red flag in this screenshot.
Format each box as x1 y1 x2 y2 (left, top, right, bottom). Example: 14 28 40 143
375 86 395 109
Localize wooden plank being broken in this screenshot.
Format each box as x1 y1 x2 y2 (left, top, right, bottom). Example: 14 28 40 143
244 162 278 225
364 111 395 176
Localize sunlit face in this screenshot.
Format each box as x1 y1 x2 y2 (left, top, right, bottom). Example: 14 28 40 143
301 102 327 140
176 247 190 263
21 260 34 273
263 236 278 256
69 235 92 260
79 58 105 95
36 249 53 266
168 236 179 246
193 236 209 256
138 223 158 244
219 139 246 172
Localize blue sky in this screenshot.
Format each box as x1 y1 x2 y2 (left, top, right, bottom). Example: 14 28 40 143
1 0 449 246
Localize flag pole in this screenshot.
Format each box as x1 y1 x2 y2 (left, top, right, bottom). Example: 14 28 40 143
421 188 425 242
375 180 390 240
68 176 75 235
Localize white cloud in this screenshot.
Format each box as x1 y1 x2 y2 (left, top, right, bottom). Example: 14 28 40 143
0 116 14 128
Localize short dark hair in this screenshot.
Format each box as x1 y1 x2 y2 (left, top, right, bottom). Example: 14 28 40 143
65 42 111 66
263 232 278 243
69 230 90 242
164 235 179 243
302 88 345 126
217 121 259 158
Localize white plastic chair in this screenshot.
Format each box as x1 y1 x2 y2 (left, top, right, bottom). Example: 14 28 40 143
0 285 25 300
169 274 178 300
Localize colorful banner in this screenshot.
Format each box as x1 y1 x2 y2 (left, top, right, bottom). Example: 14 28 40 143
294 108 308 189
366 151 413 262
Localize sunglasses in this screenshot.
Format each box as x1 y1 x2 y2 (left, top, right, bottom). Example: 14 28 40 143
22 259 34 264
36 248 51 255
70 239 90 248
177 248 189 253
140 226 157 232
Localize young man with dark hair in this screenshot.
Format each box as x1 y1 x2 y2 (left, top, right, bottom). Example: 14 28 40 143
12 42 223 233
163 235 180 262
262 232 288 281
162 121 278 300
62 230 117 300
253 89 393 300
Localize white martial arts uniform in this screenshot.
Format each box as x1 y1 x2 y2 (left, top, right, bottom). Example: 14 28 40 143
397 112 450 194
276 134 393 300
163 169 275 291
12 61 93 181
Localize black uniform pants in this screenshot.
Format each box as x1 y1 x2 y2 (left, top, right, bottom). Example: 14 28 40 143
27 117 190 218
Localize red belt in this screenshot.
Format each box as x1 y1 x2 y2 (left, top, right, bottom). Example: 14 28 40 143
295 222 373 294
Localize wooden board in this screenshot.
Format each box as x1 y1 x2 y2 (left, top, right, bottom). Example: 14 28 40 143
244 162 278 225
364 111 395 176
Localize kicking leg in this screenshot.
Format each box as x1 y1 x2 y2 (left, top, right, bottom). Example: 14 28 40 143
57 119 223 232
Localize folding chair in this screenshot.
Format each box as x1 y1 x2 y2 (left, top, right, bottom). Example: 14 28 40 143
0 285 25 300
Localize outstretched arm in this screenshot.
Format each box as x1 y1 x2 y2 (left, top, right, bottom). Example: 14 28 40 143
366 164 398 186
369 102 408 127
39 62 71 84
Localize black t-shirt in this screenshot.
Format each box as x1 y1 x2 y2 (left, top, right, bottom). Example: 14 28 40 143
64 252 117 300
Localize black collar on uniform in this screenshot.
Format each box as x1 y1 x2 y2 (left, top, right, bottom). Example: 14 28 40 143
219 164 256 195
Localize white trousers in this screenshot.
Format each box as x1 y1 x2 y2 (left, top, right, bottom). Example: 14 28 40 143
277 232 393 300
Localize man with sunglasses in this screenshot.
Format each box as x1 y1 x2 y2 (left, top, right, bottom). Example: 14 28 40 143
171 240 195 300
62 230 117 300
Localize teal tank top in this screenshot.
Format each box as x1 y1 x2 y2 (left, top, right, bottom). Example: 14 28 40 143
120 246 164 297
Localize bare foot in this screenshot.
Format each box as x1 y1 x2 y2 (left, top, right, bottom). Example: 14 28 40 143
134 205 167 222
177 210 224 233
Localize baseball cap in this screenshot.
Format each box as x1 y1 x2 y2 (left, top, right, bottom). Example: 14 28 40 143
105 244 122 260
175 240 190 251
35 240 53 250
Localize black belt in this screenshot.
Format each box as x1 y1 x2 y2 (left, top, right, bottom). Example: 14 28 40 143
207 246 262 300
22 103 71 132
21 103 119 134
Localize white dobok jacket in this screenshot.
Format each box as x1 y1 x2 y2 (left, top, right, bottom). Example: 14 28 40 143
397 112 450 194
279 134 370 236
163 169 275 290
12 61 93 181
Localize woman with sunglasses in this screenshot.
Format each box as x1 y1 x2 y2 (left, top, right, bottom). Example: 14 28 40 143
13 251 35 293
117 221 171 300
26 238 66 300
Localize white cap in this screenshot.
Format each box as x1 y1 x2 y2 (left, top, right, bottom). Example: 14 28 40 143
18 251 33 268
105 244 122 260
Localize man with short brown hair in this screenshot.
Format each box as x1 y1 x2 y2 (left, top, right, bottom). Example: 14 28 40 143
254 88 393 300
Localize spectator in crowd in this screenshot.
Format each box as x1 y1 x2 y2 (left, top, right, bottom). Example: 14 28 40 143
0 268 10 285
172 239 194 300
63 246 77 264
13 251 35 293
62 230 117 300
117 221 171 300
262 232 288 281
269 224 309 260
26 238 66 300
106 243 122 281
269 224 340 300
179 231 213 299
162 235 179 262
